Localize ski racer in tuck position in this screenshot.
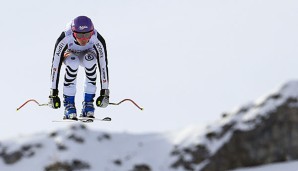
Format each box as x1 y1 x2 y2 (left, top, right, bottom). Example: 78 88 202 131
48 16 110 120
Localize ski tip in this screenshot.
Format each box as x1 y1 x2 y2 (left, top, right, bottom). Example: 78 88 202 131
102 117 112 121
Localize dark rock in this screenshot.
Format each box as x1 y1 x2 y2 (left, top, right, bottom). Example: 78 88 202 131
206 123 235 141
27 151 35 157
131 164 151 171
170 146 180 156
21 145 32 152
68 134 84 143
45 161 71 171
113 159 122 166
238 106 250 113
256 94 281 108
35 143 43 148
206 131 217 140
45 159 90 171
72 159 90 169
219 122 235 138
57 143 68 151
49 132 57 138
221 113 228 118
103 133 111 140
98 133 111 141
171 144 209 170
2 150 23 164
171 155 193 170
270 93 282 100
79 124 87 130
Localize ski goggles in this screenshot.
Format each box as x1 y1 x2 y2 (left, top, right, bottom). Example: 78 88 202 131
73 31 93 39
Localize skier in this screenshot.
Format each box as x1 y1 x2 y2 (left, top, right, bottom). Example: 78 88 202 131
48 16 110 120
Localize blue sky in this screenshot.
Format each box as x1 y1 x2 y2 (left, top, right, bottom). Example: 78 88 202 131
1 0 298 139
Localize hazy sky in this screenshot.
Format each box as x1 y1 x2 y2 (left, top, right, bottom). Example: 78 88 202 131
1 0 298 139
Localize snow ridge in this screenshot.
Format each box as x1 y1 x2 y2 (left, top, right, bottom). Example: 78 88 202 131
1 81 298 171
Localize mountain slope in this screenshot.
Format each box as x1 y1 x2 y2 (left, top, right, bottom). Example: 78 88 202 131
0 124 179 171
170 81 298 171
232 160 298 171
1 81 298 171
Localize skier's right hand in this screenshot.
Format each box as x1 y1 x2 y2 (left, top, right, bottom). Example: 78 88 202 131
49 89 61 109
96 89 110 108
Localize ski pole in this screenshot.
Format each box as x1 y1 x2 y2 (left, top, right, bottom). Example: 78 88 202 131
17 98 143 111
109 99 144 111
16 99 48 111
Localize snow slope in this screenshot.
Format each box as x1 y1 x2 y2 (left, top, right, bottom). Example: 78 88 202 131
0 124 179 171
231 160 298 171
1 81 298 170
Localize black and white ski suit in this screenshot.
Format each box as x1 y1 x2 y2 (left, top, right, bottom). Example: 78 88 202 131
50 26 109 96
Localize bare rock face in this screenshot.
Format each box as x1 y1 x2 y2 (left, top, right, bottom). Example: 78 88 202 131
171 144 210 170
170 95 298 171
201 97 298 171
0 150 22 164
0 143 42 164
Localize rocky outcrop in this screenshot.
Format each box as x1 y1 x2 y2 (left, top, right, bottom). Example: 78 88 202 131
131 164 151 171
201 97 298 171
170 95 298 171
45 159 90 171
0 143 42 164
171 144 210 170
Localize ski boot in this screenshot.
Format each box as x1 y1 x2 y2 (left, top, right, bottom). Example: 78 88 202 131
63 95 78 120
80 93 95 118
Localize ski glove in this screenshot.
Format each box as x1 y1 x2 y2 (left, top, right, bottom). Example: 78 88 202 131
96 89 110 108
49 89 61 109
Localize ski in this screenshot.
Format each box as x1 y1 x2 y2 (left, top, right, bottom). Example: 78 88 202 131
78 117 112 122
52 117 111 123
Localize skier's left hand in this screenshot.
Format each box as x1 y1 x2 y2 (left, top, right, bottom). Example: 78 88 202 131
96 89 109 108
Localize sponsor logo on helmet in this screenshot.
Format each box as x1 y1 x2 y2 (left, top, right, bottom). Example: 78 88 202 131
79 26 88 30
